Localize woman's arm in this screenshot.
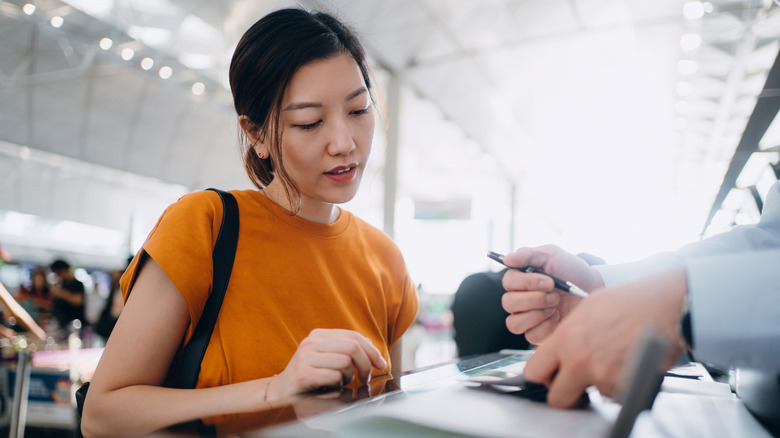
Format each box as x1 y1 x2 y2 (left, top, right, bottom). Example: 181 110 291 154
82 257 387 437
81 257 274 437
390 339 403 378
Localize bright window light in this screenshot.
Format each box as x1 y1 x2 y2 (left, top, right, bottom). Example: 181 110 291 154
683 2 705 20
127 26 171 48
179 53 214 70
121 48 135 61
191 82 205 96
140 57 154 70
22 4 36 15
678 59 698 76
50 16 64 28
158 66 173 79
680 33 702 52
99 37 113 50
676 82 693 96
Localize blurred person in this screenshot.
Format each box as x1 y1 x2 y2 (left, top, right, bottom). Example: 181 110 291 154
452 269 530 357
82 8 418 437
94 257 132 341
499 180 780 417
16 267 53 326
49 258 86 331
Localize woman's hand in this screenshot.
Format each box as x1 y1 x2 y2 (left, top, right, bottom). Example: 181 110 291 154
501 245 604 344
268 329 387 401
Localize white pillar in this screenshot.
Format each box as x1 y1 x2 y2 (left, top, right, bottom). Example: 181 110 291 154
383 74 401 239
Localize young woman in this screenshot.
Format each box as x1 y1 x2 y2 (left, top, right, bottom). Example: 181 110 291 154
81 9 418 437
16 267 52 326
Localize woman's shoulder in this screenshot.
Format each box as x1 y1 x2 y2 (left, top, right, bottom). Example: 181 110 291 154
347 214 406 257
159 189 230 224
347 214 391 241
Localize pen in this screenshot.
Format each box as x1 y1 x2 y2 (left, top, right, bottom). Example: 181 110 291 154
487 251 589 298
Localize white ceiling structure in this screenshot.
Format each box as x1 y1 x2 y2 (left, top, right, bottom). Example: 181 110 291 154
1 0 780 285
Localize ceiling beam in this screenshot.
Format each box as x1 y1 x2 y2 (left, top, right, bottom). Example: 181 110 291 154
701 47 780 234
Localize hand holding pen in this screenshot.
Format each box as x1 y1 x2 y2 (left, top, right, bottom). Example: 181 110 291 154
487 251 588 298
491 246 604 344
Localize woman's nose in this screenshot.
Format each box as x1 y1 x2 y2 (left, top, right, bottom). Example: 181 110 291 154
327 117 356 155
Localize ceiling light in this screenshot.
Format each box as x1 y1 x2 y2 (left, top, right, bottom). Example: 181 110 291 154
678 59 698 76
22 4 36 15
702 2 714 13
676 82 693 96
683 2 705 19
50 16 64 28
680 33 702 52
191 82 205 96
99 38 113 50
158 66 172 79
140 57 154 70
121 48 135 61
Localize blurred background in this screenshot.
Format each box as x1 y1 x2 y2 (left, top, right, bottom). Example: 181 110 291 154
1 0 779 369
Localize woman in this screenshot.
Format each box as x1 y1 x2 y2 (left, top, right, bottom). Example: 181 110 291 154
16 267 52 326
81 9 418 437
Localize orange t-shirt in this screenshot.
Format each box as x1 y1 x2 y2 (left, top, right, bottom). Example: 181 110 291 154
120 189 418 389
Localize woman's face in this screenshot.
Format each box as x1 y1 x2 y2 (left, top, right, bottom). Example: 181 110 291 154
33 272 47 289
264 53 374 210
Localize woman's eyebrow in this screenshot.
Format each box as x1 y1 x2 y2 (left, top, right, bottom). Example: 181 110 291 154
345 87 367 101
284 87 368 112
284 101 321 111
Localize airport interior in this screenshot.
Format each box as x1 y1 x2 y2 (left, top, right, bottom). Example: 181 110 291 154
0 0 779 436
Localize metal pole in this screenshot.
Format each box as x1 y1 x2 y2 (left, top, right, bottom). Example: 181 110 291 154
9 350 32 438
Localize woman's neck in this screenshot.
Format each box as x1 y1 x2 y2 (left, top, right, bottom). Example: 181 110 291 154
262 181 340 224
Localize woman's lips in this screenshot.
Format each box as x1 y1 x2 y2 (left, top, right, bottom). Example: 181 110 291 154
324 164 358 183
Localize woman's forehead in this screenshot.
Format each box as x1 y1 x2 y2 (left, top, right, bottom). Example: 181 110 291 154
282 54 366 105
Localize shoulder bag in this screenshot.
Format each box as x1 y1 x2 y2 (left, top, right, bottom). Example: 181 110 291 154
75 188 239 436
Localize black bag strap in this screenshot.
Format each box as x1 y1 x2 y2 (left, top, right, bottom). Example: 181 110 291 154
172 188 239 389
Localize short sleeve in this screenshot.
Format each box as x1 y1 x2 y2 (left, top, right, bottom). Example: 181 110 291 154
119 190 223 342
388 268 419 347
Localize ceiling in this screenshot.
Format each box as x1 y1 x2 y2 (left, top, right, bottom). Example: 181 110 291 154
1 0 780 270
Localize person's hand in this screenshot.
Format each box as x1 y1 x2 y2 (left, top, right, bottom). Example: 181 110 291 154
501 245 604 344
268 329 387 401
522 268 687 408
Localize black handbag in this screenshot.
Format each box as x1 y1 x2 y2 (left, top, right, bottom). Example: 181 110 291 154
75 188 239 436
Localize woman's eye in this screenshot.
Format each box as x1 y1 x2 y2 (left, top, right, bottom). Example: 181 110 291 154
352 106 371 116
294 121 321 131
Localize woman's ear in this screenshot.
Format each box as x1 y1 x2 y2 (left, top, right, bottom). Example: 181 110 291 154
239 115 268 157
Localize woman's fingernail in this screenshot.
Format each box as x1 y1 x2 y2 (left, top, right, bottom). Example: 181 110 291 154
545 293 556 305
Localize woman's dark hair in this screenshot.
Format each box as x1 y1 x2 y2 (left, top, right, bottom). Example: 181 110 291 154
229 8 373 211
